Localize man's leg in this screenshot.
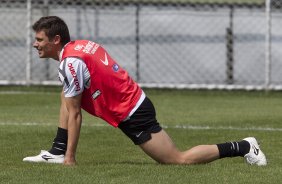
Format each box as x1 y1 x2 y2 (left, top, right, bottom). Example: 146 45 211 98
49 92 69 155
139 130 267 165
139 130 219 164
48 127 68 155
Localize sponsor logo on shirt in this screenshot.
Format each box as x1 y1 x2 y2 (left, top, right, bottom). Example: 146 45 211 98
67 63 81 92
74 44 84 51
74 41 100 55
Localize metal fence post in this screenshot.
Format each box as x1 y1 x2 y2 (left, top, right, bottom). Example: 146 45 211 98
76 6 82 39
265 0 272 90
226 5 234 84
94 5 100 39
135 3 140 82
43 0 50 80
26 0 32 85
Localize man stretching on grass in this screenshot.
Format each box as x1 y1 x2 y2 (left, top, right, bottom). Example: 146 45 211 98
23 16 267 166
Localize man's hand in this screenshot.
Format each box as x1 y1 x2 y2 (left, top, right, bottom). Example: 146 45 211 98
63 155 77 166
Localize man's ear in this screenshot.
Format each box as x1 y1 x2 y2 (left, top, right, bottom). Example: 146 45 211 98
53 35 61 45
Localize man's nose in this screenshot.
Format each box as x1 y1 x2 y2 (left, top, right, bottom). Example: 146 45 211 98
33 41 38 48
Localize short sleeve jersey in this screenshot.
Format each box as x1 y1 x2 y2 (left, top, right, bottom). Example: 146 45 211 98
58 40 144 127
58 57 90 97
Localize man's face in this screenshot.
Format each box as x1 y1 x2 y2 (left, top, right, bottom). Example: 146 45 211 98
33 30 56 58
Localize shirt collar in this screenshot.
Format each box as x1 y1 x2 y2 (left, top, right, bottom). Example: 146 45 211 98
59 41 71 62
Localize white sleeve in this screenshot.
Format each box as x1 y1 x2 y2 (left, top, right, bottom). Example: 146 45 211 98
58 57 90 98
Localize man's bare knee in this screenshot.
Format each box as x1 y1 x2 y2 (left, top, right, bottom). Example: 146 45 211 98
158 154 187 165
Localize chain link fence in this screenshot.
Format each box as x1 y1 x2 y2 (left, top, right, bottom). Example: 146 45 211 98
0 0 281 90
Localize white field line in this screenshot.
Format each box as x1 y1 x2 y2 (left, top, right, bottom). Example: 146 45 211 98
1 122 282 132
0 91 58 95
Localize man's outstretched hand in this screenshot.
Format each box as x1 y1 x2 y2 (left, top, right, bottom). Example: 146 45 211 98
63 156 77 166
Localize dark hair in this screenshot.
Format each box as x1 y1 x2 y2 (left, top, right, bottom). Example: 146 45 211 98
32 16 71 46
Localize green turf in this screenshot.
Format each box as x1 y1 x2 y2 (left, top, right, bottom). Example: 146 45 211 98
0 87 282 184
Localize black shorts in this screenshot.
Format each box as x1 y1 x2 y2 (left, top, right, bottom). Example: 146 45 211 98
118 97 162 145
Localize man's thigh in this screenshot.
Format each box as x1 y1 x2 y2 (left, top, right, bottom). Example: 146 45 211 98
139 130 182 164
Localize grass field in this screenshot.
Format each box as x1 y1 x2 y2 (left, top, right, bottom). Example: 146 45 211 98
1 86 282 184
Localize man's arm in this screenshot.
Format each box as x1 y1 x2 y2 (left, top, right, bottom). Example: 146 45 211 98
63 93 83 166
59 90 69 129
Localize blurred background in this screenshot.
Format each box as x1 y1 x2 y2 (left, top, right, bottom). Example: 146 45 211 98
0 0 281 90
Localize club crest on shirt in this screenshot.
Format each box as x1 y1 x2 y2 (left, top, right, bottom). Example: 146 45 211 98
112 64 119 72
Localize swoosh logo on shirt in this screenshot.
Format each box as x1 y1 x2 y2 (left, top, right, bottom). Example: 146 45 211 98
100 53 109 66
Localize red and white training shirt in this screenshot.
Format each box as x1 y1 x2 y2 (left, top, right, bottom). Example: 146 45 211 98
58 40 145 127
